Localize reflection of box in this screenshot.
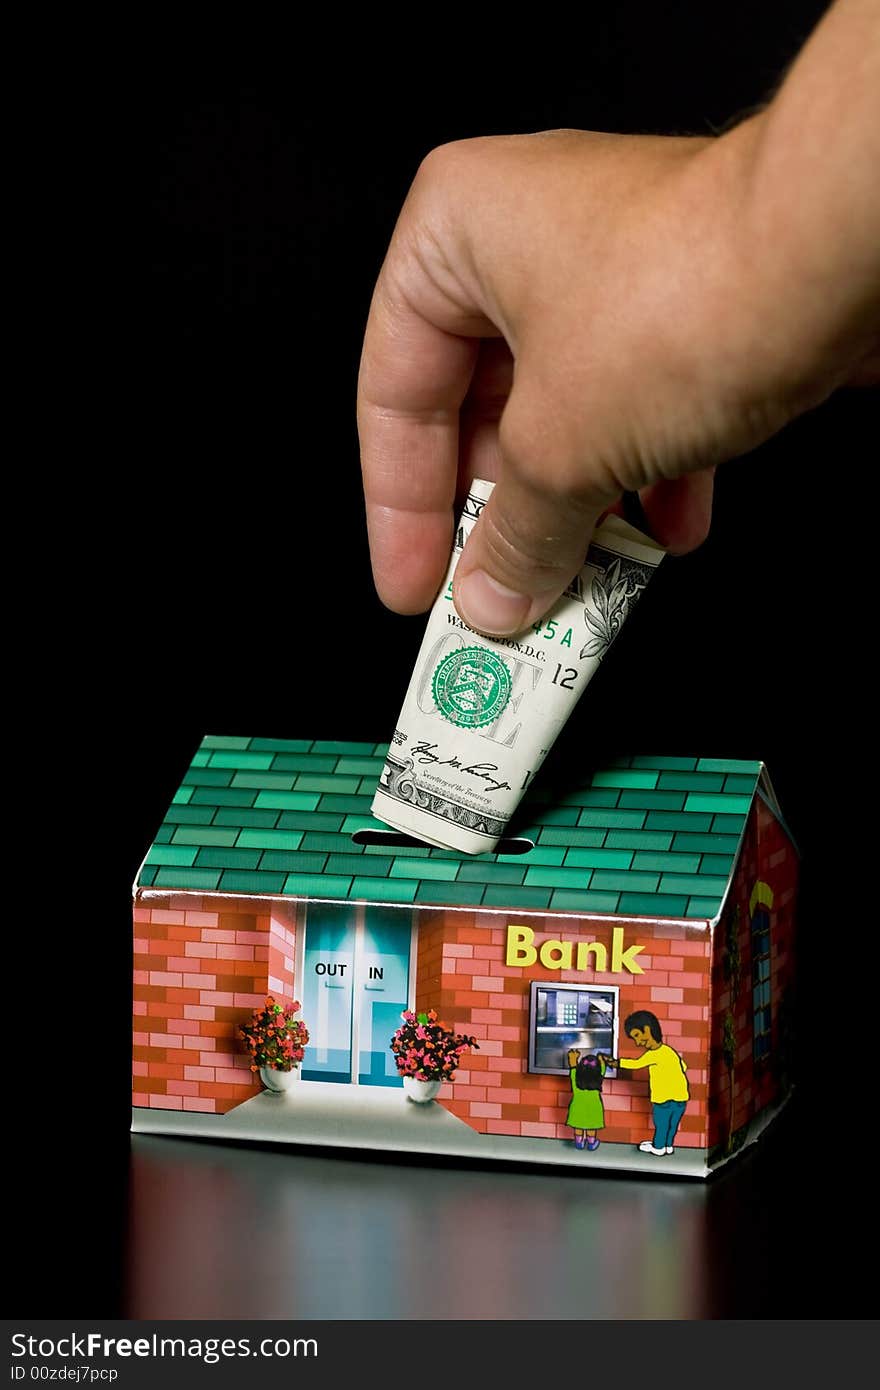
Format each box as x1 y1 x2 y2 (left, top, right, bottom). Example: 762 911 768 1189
132 738 798 1177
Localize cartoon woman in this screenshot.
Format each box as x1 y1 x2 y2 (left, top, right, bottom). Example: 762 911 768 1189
566 1048 606 1151
601 1010 690 1156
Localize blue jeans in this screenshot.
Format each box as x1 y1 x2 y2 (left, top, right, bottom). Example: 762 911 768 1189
652 1100 687 1149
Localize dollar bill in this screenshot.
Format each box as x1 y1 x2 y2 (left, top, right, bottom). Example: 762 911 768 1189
372 478 665 853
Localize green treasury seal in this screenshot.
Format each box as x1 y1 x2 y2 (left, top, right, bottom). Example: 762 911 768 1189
432 646 512 729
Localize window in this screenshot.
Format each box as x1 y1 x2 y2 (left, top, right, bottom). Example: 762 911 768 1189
751 905 772 1068
528 981 619 1076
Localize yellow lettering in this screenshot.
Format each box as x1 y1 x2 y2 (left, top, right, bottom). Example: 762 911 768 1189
506 924 536 966
576 940 608 972
611 926 644 975
539 939 572 969
505 923 645 974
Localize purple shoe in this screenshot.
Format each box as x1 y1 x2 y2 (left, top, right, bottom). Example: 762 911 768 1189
586 1138 600 1151
574 1135 586 1149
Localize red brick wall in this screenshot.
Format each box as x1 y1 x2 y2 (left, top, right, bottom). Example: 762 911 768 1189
132 894 298 1114
415 909 712 1150
708 797 798 1150
754 797 798 1107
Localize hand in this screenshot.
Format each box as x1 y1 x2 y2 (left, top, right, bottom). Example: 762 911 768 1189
358 1 879 636
566 1049 579 1067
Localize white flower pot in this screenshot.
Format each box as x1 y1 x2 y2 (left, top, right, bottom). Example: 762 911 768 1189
260 1066 299 1094
403 1077 442 1103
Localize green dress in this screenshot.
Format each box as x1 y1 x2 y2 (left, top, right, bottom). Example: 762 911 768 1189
566 1062 605 1130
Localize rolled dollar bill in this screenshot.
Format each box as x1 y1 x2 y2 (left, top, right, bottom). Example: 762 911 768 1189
372 478 665 853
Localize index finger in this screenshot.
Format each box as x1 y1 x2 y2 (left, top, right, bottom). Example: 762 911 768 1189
357 269 479 614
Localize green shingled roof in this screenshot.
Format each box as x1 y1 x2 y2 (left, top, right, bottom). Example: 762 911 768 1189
139 737 766 920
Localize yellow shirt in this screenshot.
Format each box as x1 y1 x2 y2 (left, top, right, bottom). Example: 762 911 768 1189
618 1044 689 1103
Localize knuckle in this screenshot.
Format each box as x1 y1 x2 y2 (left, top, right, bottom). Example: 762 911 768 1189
413 136 502 207
414 138 475 188
413 143 450 188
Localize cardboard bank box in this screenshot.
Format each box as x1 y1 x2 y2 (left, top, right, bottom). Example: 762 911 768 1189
132 737 798 1177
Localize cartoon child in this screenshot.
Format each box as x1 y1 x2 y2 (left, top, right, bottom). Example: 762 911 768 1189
602 1011 689 1157
565 1048 606 1151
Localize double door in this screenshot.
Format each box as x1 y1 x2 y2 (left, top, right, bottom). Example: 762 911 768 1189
299 902 413 1087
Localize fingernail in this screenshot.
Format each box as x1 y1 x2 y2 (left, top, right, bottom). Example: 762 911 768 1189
455 570 532 636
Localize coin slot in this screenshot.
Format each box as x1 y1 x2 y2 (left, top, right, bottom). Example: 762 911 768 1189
350 829 535 855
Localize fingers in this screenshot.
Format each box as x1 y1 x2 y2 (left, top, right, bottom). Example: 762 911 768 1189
457 340 514 490
357 270 479 614
453 451 716 638
639 470 716 554
452 386 617 636
452 477 612 637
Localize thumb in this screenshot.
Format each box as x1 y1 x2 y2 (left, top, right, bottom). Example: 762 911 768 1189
452 403 615 636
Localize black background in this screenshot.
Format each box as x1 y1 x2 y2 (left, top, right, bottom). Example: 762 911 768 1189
21 0 876 1319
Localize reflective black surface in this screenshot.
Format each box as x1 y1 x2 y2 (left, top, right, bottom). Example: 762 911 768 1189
117 1096 862 1320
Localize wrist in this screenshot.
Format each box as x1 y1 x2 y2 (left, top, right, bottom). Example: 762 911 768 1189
705 9 880 413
